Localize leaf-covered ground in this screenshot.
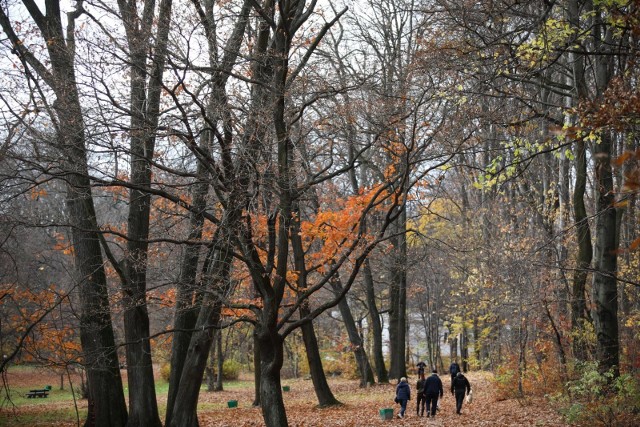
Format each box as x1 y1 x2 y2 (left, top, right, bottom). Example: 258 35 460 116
196 372 566 427
1 370 567 426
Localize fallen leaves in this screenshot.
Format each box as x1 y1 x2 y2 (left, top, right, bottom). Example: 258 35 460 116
1 369 568 426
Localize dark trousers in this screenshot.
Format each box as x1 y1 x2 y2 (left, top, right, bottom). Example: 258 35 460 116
416 394 425 415
399 399 408 417
425 393 439 416
455 391 465 413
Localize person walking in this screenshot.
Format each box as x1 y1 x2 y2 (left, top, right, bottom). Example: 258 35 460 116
416 373 426 416
451 371 472 414
423 369 443 418
416 361 427 377
395 377 410 419
449 359 461 383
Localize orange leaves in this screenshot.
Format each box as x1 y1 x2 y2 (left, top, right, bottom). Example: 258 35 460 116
52 232 74 256
616 149 640 193
29 187 47 200
298 186 388 273
613 148 640 253
148 288 176 308
0 283 79 364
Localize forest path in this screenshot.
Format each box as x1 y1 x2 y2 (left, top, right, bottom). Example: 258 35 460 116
197 371 567 426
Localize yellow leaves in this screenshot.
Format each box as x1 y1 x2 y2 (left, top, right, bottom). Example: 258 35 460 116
516 18 574 68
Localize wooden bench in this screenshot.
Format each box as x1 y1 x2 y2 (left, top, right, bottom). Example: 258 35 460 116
26 389 49 398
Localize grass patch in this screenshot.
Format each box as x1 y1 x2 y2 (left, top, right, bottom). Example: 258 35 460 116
0 406 86 426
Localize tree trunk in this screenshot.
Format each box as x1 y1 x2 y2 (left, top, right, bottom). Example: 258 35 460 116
461 327 469 372
330 279 375 387
388 206 407 380
300 309 341 406
592 133 620 376
72 191 128 427
215 328 224 391
169 242 233 427
205 339 215 392
168 304 222 427
252 330 261 406
567 0 593 363
0 5 129 424
364 254 388 383
450 335 458 361
571 139 592 361
118 1 173 424
257 330 287 427
165 137 211 425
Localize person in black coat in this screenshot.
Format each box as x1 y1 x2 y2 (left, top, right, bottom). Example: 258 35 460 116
423 369 443 418
416 361 427 377
395 377 411 418
451 371 472 414
416 373 426 416
449 359 461 383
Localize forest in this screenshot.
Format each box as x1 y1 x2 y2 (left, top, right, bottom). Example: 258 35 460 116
0 0 639 426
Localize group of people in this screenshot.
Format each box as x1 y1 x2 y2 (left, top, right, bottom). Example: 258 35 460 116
394 360 472 419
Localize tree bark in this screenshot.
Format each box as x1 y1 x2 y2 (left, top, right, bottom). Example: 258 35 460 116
0 4 129 425
252 330 261 406
388 206 407 380
299 317 341 406
330 279 375 387
364 248 388 383
168 242 233 427
567 0 593 363
571 139 592 360
215 328 224 391
257 329 287 427
592 133 620 376
117 0 173 423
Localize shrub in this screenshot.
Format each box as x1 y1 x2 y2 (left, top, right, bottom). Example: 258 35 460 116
222 359 241 380
322 350 359 379
552 362 640 427
160 362 171 382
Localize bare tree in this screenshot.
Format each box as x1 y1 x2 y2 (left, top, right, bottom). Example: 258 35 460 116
0 1 128 425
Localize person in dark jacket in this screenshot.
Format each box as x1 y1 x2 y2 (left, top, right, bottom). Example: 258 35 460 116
416 361 427 377
449 359 461 383
451 371 471 414
395 377 411 418
416 373 426 416
423 369 443 418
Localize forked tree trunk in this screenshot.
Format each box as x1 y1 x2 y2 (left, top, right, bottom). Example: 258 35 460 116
118 0 173 424
168 303 223 427
299 313 341 406
567 0 593 362
571 139 592 360
331 279 375 387
364 259 388 382
257 329 287 427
